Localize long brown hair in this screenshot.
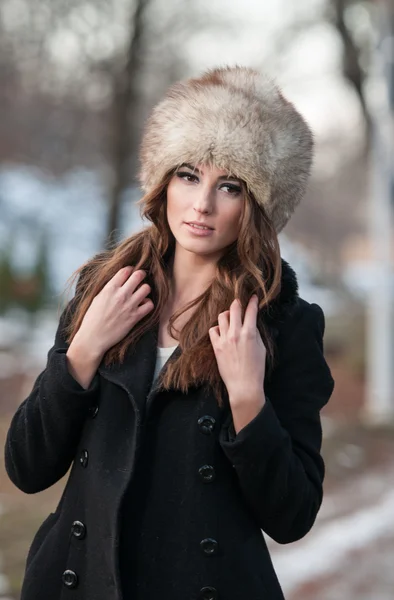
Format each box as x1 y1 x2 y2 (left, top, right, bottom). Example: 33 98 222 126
62 169 282 407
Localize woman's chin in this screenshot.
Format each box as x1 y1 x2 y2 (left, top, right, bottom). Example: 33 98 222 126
174 238 227 261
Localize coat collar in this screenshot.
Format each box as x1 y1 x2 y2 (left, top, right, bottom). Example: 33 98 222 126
98 257 299 418
262 257 299 326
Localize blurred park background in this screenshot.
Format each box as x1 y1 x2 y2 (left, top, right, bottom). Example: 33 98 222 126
1 0 394 598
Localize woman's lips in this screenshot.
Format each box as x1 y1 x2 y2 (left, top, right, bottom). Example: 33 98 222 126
184 222 215 236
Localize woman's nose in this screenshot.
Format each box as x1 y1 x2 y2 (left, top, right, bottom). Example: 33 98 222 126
193 185 214 213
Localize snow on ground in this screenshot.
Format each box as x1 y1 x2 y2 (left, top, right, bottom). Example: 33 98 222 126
267 460 394 599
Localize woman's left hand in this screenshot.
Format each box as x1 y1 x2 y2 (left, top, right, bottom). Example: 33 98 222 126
208 294 267 405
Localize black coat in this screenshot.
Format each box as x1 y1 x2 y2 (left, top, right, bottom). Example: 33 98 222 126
5 259 335 600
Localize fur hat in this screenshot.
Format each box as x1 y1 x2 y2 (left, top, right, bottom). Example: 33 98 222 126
139 65 314 233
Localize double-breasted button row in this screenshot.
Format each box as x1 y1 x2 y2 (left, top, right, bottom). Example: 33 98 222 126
197 416 216 482
199 539 219 597
198 416 219 597
62 521 86 588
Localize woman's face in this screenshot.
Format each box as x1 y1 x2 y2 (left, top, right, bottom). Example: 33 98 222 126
166 162 245 259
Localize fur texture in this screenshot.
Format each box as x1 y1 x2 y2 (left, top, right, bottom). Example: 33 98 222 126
139 65 314 233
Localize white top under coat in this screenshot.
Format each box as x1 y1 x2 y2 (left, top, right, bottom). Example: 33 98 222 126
152 344 179 386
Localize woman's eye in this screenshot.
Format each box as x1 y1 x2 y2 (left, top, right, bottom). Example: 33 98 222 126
221 184 242 195
176 172 241 194
177 171 198 183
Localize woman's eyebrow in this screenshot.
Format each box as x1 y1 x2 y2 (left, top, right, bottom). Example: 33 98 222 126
179 162 199 173
179 163 241 182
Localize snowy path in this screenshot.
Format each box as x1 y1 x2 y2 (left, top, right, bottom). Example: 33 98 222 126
267 462 394 599
0 503 11 599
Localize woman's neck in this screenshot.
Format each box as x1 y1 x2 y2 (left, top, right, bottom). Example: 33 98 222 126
168 246 218 303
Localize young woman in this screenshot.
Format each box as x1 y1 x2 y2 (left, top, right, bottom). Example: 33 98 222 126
5 65 335 600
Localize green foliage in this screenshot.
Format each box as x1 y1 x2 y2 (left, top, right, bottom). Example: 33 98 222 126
0 242 14 313
0 228 53 315
18 229 53 313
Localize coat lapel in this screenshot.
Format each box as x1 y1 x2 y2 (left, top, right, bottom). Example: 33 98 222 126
97 258 299 416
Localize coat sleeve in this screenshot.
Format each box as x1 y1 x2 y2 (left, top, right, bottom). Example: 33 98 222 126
4 290 100 494
219 302 335 544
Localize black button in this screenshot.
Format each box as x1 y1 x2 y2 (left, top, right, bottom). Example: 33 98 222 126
88 404 99 418
62 569 78 588
79 449 89 468
198 465 216 483
200 538 219 556
71 520 86 540
199 586 218 600
198 415 216 435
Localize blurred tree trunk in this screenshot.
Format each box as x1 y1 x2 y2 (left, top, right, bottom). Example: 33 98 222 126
331 0 373 152
105 0 149 250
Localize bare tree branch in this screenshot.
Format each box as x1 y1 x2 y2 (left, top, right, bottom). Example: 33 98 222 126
105 0 150 249
329 0 372 151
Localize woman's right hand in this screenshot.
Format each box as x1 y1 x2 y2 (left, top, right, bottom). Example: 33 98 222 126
73 266 154 357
